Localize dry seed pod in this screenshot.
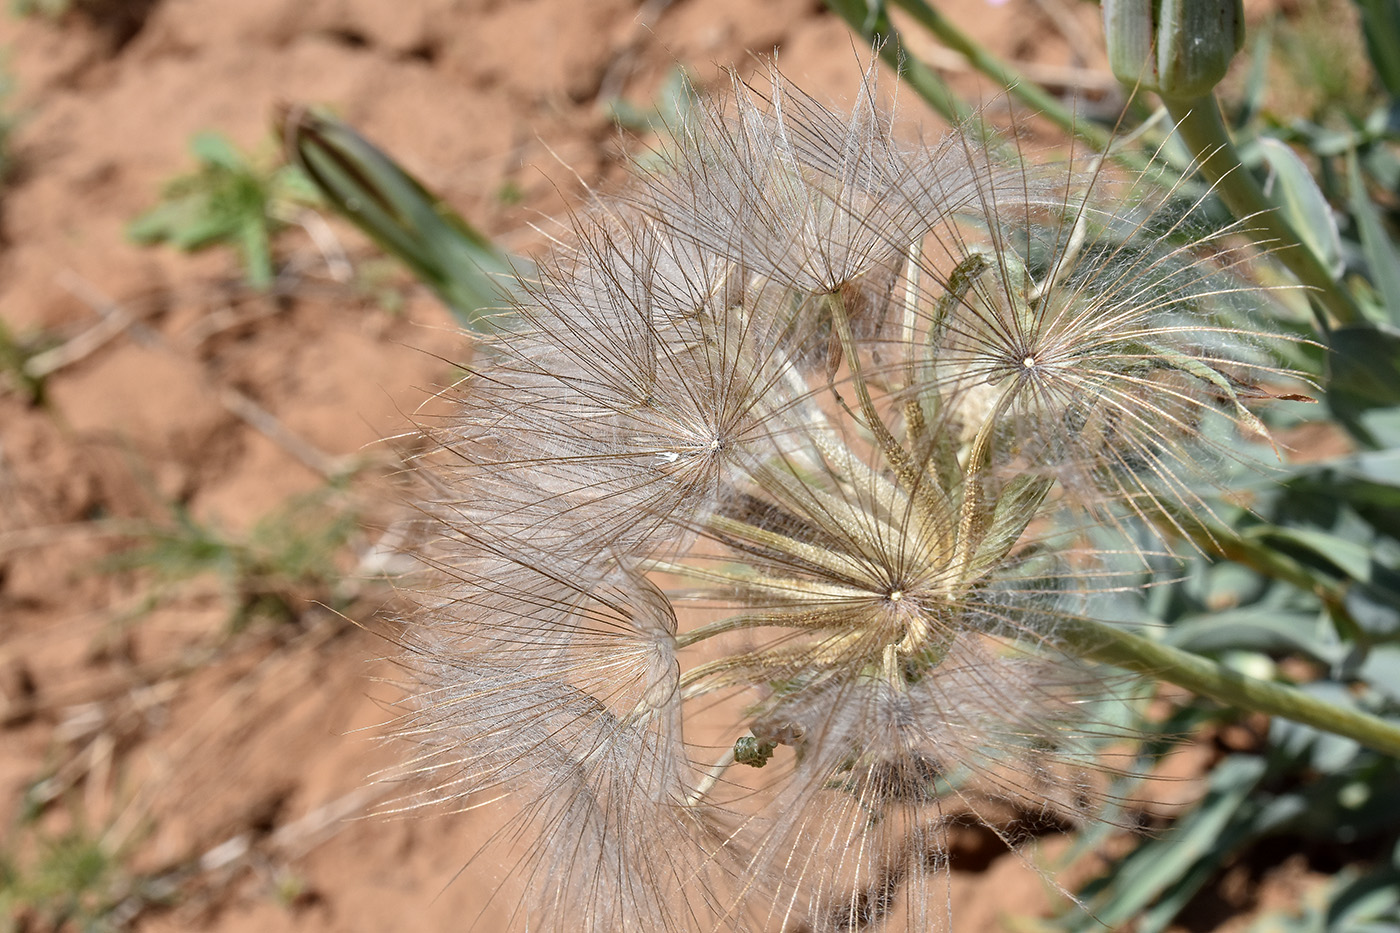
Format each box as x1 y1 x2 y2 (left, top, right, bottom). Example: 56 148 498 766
394 61 1296 932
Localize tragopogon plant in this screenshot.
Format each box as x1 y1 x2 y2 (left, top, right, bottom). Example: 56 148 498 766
391 64 1308 932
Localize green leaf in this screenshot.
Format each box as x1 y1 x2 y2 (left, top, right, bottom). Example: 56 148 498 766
284 107 521 330
189 129 246 171
1326 325 1400 446
1327 868 1400 927
1355 0 1400 100
1066 756 1267 932
1271 683 1366 771
1345 574 1400 639
126 131 292 290
1165 610 1347 665
239 213 274 291
1144 340 1271 439
1359 646 1400 703
1234 23 1272 129
1258 138 1344 280
125 200 196 245
1247 525 1375 581
969 474 1053 574
606 66 699 135
1349 151 1400 325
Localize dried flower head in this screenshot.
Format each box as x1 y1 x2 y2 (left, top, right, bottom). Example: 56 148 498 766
390 62 1297 932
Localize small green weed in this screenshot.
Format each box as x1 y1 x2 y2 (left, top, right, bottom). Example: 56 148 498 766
0 54 23 187
8 0 72 20
0 827 145 933
0 315 55 403
127 131 317 291
494 178 523 207
107 487 362 631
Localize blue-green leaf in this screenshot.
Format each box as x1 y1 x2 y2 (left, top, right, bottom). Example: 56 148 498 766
1349 151 1400 326
284 108 523 330
1258 138 1343 280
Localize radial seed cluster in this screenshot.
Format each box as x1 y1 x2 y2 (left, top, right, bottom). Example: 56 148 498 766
395 65 1290 932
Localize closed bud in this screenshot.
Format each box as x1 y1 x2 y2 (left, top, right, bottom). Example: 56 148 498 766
1104 0 1245 99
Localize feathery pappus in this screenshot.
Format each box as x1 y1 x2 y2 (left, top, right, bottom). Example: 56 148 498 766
388 60 1301 932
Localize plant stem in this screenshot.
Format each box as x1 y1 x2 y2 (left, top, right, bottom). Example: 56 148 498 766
826 0 1159 175
1059 615 1400 757
825 290 933 508
890 0 1119 154
1160 94 1363 326
822 0 972 126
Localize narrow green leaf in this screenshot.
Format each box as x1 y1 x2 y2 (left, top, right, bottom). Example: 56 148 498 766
1144 340 1271 439
1356 0 1400 100
239 214 274 292
1327 325 1400 446
970 475 1053 574
1234 24 1272 128
1349 151 1400 325
283 107 523 330
1326 868 1400 928
1072 756 1267 930
125 200 196 245
1258 138 1344 280
1360 649 1400 705
1247 525 1375 581
1165 611 1346 665
172 212 236 251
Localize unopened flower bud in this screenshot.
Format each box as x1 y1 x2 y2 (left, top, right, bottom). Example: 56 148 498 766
1104 0 1244 100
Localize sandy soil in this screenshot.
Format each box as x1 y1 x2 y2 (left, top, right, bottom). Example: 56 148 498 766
0 1 1275 931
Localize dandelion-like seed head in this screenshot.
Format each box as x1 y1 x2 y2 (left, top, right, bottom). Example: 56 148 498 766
390 60 1300 932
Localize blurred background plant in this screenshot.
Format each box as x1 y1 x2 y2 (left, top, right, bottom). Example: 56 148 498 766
271 0 1400 928
0 54 20 187
8 0 71 21
101 485 367 633
127 131 319 292
0 818 168 933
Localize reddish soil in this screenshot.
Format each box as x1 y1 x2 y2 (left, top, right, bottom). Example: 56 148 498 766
0 2 1278 931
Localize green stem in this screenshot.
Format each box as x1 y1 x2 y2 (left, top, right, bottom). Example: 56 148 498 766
825 0 1157 174
891 0 1119 155
1060 615 1400 758
1160 94 1363 326
822 0 972 126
